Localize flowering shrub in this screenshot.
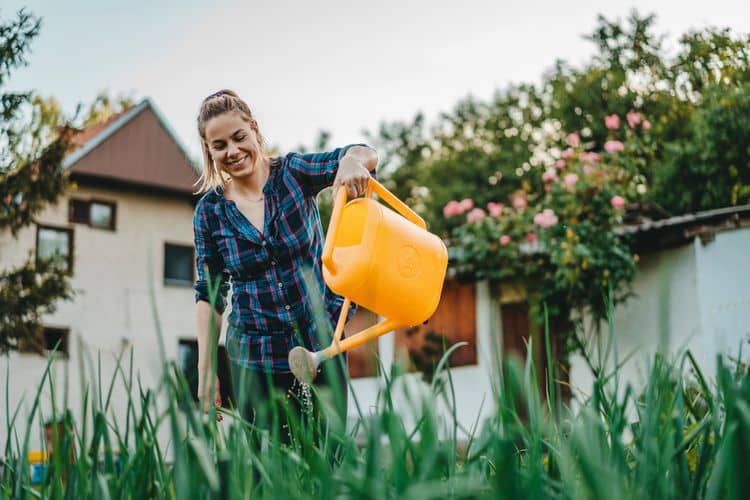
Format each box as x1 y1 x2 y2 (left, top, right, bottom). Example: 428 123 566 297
444 112 653 335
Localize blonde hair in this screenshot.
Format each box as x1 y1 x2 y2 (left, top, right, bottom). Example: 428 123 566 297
194 89 266 194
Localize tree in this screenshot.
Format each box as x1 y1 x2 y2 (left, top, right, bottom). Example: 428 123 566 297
0 10 75 353
82 90 135 129
365 11 750 370
544 13 750 214
370 11 750 231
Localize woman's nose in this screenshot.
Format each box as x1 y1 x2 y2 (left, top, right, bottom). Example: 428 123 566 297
227 143 240 157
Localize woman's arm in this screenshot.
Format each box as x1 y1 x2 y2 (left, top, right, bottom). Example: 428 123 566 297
196 300 223 414
193 198 229 416
333 145 378 197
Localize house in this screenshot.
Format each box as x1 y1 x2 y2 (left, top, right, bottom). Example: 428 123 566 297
0 98 202 450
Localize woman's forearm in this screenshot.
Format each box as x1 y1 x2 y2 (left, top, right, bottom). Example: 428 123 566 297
196 300 223 375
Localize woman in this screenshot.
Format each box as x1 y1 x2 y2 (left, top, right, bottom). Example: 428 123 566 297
192 89 377 437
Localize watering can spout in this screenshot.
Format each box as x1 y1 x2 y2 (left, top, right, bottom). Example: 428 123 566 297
289 319 401 383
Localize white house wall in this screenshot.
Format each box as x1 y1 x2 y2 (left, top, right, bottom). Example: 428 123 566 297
569 242 702 400
1 185 196 452
694 227 750 373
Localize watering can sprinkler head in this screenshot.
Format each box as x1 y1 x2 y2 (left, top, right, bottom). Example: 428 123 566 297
289 346 327 384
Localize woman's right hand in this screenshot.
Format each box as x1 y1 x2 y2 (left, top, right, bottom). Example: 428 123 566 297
197 372 223 421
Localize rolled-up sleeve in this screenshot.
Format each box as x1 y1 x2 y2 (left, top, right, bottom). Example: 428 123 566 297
286 144 370 196
193 201 230 314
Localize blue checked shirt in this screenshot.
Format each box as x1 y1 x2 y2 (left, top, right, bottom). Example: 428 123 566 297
193 145 370 372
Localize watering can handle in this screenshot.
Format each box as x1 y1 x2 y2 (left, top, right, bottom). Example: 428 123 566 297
322 186 348 274
368 178 426 229
322 179 426 273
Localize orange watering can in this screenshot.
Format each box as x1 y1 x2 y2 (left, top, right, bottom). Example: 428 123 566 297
289 178 448 383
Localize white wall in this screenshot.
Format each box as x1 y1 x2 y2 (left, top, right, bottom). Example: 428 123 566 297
569 227 750 401
1 185 196 451
695 228 750 373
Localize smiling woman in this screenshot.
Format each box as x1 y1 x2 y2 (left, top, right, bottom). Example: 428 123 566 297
192 89 378 438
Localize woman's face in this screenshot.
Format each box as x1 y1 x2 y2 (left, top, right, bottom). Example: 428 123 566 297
204 111 264 180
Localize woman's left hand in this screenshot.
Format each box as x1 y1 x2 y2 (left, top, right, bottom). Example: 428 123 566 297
333 155 372 198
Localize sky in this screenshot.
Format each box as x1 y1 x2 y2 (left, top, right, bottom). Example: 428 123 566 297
4 0 750 159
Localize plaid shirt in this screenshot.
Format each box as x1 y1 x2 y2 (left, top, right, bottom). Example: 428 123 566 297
193 145 368 372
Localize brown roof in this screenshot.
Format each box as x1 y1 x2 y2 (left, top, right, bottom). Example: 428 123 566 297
72 110 130 150
64 99 199 195
621 204 750 253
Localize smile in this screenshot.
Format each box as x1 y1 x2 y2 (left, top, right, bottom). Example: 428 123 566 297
225 154 248 167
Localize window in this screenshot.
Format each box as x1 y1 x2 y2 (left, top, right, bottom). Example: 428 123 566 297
43 327 69 358
36 225 74 272
69 199 89 223
178 339 233 404
68 199 116 230
90 202 115 229
164 243 194 287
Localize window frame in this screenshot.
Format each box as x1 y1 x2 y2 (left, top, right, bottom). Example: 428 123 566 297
35 224 74 273
164 242 195 287
43 326 70 359
68 198 117 231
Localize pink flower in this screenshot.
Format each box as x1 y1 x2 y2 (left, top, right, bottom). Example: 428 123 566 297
604 140 625 154
511 192 527 210
459 198 474 212
487 202 504 217
561 148 575 160
626 110 641 128
499 235 511 246
443 200 462 218
525 232 538 244
563 173 579 190
611 195 626 210
605 114 620 130
466 207 486 223
533 208 559 229
583 164 594 176
555 159 566 170
580 151 600 164
566 132 581 147
642 120 652 130
542 168 558 183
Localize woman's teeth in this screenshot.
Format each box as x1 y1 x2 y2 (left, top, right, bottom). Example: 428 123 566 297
227 155 248 167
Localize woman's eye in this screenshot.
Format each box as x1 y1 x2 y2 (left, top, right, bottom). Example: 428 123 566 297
235 135 246 141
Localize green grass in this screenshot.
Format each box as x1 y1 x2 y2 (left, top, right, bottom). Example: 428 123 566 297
2 328 748 499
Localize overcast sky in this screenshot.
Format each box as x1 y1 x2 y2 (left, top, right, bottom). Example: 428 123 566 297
5 0 750 158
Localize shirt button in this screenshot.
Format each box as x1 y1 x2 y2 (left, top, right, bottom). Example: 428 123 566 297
285 305 291 311
271 260 277 265
278 282 283 288
261 241 267 246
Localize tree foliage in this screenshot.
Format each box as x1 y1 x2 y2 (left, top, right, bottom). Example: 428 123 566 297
0 10 75 353
363 11 750 359
370 11 750 231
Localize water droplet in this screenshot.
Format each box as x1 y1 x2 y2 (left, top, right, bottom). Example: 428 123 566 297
292 378 314 415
